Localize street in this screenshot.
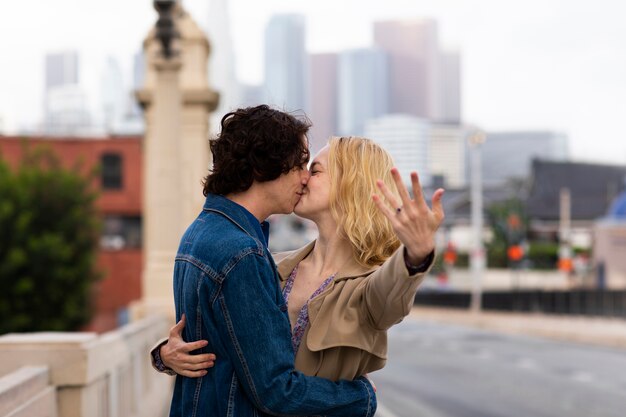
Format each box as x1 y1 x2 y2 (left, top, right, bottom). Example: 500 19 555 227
372 318 626 417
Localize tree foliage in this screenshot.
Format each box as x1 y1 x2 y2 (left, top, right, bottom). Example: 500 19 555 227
0 144 100 333
486 198 528 268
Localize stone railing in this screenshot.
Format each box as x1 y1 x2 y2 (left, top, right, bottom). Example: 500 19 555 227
0 315 173 417
0 366 56 417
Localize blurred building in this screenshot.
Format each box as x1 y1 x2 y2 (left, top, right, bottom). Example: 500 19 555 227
238 83 265 107
100 56 126 133
44 85 92 135
206 0 240 127
374 19 441 120
482 131 569 186
526 159 626 246
307 53 338 153
430 123 470 188
373 19 461 123
118 50 146 135
439 50 462 124
45 51 79 90
338 48 388 136
267 215 317 253
364 114 431 186
594 184 626 288
263 14 307 112
133 50 145 91
0 135 143 332
43 51 92 135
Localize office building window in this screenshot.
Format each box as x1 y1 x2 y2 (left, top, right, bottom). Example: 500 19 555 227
101 153 122 190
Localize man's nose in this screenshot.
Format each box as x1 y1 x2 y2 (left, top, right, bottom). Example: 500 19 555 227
301 169 310 184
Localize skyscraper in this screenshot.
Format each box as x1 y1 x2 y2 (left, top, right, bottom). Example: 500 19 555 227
308 53 338 152
238 83 265 107
100 56 126 133
439 50 462 123
133 50 145 92
429 123 470 188
45 51 79 90
117 50 146 135
373 18 464 125
364 114 431 186
43 51 90 134
264 14 307 112
338 48 388 136
207 0 239 123
374 19 440 120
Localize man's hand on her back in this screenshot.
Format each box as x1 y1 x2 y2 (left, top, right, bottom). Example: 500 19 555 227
161 314 216 377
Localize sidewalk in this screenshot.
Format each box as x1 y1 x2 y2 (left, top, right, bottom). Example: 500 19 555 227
409 306 626 350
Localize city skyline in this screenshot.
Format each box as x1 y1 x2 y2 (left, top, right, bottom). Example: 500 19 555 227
0 0 625 165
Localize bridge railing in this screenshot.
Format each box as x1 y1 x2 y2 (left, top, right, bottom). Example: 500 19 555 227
415 289 626 318
0 314 172 417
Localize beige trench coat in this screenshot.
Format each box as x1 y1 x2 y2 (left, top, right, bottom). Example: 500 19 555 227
274 240 431 380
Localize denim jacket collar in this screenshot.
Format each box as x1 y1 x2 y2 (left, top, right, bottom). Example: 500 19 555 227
203 193 269 247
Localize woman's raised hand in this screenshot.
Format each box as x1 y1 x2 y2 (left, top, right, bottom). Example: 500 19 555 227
372 168 445 265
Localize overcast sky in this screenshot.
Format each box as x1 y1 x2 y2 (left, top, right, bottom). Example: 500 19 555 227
1 0 625 164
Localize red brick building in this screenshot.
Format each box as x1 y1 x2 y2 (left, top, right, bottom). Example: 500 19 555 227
0 135 143 332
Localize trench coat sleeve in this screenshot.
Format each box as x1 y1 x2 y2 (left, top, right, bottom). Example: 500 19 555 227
149 337 177 376
359 246 433 330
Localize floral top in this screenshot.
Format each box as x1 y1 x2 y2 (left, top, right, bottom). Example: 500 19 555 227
282 264 336 354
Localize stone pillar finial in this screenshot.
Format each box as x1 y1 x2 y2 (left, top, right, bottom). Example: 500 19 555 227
153 0 179 59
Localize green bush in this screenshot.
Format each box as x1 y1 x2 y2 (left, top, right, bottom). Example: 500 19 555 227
527 241 559 270
454 252 470 268
0 144 101 333
487 244 508 268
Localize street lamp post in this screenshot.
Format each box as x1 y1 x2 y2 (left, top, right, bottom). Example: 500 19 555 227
469 130 486 313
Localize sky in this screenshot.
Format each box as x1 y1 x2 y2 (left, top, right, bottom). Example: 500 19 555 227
0 0 625 164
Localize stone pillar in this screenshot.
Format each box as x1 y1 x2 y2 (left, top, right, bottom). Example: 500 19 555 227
177 10 220 228
134 4 219 319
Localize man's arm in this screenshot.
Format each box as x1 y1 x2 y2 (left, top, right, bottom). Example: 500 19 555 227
212 252 376 417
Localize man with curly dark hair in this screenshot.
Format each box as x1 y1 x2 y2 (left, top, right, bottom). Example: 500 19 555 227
164 105 377 417
203 104 311 199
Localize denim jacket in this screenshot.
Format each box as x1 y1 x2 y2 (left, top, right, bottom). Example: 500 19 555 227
169 194 377 417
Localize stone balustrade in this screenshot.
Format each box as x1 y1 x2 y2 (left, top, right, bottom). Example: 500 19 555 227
0 315 173 417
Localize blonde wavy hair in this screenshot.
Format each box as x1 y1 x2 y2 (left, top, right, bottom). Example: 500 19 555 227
327 136 401 267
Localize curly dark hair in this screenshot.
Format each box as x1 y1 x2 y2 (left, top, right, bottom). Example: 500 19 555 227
203 105 311 196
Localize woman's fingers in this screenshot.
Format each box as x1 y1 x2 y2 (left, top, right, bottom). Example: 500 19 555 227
375 179 401 211
390 168 412 206
372 193 395 220
410 172 428 209
431 188 445 221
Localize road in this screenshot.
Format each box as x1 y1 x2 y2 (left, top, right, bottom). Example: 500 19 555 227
371 319 626 417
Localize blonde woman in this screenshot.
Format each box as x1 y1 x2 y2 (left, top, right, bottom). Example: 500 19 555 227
152 136 445 381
